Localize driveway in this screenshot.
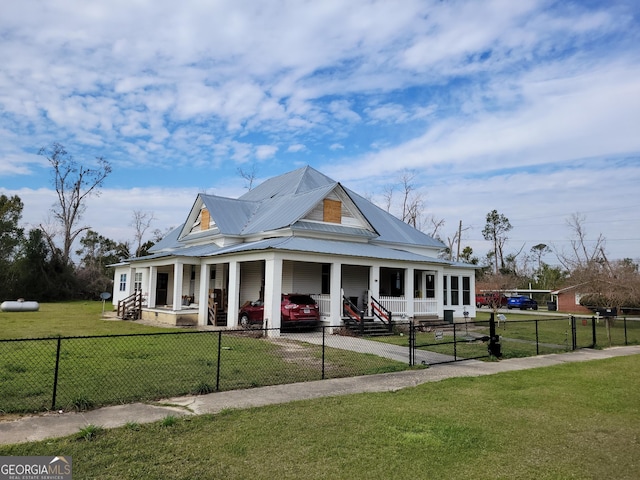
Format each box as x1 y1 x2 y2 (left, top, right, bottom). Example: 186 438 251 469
281 331 456 365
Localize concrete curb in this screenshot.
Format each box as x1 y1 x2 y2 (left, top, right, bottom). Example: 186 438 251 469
1 345 639 446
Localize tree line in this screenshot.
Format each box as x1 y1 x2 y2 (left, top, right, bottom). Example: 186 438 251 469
0 144 161 301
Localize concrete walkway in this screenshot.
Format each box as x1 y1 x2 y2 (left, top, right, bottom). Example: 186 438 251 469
1 345 639 446
281 331 457 364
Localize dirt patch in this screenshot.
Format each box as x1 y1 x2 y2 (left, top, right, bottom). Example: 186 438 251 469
268 338 325 369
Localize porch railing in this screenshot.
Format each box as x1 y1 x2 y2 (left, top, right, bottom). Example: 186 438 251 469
311 294 331 317
370 296 393 332
379 295 407 316
117 290 142 320
413 298 438 315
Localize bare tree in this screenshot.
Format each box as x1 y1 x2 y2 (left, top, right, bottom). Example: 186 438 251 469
130 210 156 257
237 164 258 190
38 143 112 265
556 213 606 271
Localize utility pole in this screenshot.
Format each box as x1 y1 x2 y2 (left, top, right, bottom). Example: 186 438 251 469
456 220 462 262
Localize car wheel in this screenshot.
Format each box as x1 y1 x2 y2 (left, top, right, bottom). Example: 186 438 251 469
533 305 538 311
239 313 250 328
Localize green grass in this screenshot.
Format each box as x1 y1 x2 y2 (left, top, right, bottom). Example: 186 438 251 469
1 355 638 479
374 313 640 360
0 301 168 339
0 303 410 413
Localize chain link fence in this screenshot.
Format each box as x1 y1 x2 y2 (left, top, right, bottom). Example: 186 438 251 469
1 316 638 414
0 327 411 414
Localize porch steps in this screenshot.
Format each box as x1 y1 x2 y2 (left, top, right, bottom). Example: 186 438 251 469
343 317 394 336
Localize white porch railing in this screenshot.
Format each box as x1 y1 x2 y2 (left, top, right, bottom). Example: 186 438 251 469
311 294 331 317
413 298 438 316
379 296 407 316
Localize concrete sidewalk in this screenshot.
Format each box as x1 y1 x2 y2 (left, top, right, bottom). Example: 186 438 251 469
1 345 639 446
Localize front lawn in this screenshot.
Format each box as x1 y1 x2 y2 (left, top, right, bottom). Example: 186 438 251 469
2 355 638 479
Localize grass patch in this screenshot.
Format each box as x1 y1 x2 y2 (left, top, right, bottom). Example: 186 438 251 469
1 355 638 479
0 304 410 413
0 301 169 340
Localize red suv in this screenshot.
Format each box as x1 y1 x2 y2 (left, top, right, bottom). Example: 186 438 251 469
475 293 508 309
238 294 320 329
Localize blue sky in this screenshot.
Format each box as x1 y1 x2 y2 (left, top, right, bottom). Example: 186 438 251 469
1 0 639 263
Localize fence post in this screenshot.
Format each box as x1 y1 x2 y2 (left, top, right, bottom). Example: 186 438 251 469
409 322 414 366
51 336 62 411
360 310 365 336
570 315 577 351
591 316 597 348
535 320 539 356
216 330 222 391
322 326 326 380
624 317 628 346
453 322 457 361
488 313 501 358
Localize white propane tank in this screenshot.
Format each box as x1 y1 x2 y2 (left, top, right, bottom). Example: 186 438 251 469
0 299 40 312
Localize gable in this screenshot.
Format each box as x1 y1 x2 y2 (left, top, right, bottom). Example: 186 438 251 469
301 187 371 230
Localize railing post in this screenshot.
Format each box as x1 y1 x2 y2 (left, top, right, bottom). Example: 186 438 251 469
535 320 539 355
591 316 597 348
571 315 577 350
51 336 62 411
360 309 365 336
624 316 628 345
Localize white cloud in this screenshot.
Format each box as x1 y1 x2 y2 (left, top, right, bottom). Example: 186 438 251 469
0 0 638 260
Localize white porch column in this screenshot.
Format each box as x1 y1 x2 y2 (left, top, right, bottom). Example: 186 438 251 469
405 266 415 320
227 260 240 328
263 255 283 335
173 262 183 311
436 267 445 317
198 264 211 326
127 266 136 295
148 266 157 308
369 265 380 316
329 261 342 327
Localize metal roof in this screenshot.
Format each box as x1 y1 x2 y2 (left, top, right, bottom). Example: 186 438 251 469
144 165 447 260
199 236 452 264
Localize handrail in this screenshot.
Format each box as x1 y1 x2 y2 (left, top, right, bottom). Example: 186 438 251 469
370 296 393 332
342 296 362 323
117 290 142 320
342 296 364 335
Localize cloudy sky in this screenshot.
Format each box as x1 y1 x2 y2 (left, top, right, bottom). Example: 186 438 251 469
1 0 639 264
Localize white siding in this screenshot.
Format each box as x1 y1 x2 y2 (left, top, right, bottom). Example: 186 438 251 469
239 261 263 305
342 265 369 310
292 262 322 294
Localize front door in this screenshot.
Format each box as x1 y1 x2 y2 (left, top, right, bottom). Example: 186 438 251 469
156 273 169 306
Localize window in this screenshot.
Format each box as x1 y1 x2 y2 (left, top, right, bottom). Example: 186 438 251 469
425 274 435 298
462 276 471 306
119 274 127 292
451 276 460 306
321 264 331 294
443 275 448 306
134 272 142 291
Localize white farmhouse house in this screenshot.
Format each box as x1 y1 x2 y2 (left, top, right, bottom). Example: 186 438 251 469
111 166 477 331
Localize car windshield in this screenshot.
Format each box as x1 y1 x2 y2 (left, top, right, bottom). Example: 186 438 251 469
287 295 316 305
